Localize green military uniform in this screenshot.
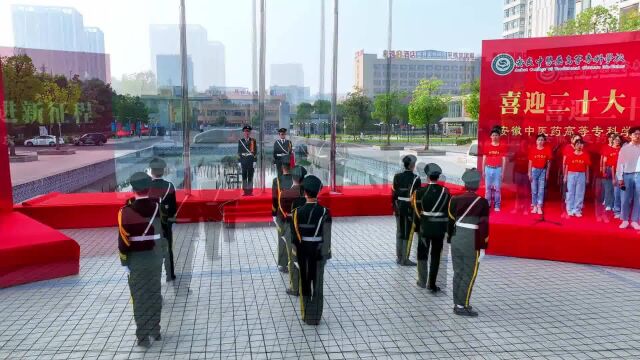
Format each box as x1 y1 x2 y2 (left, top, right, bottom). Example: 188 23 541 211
238 125 258 196
148 158 177 282
284 166 307 296
412 163 450 291
273 128 293 177
392 155 421 266
272 171 294 271
447 169 489 317
118 172 163 346
291 176 331 325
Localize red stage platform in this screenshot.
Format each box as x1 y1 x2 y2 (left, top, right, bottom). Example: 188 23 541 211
0 211 80 288
12 184 640 271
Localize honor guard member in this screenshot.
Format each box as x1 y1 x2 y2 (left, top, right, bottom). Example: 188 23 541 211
447 169 489 317
273 128 293 176
284 165 308 296
392 155 421 266
148 157 177 281
272 162 294 272
412 163 451 292
118 172 164 346
238 125 258 196
291 175 332 325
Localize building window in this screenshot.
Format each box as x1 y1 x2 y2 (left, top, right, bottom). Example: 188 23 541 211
400 80 407 86
374 71 382 78
400 72 407 78
418 65 425 71
435 65 441 70
374 80 381 85
400 65 407 70
408 65 416 70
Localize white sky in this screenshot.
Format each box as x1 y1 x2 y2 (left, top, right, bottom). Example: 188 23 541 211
0 0 503 93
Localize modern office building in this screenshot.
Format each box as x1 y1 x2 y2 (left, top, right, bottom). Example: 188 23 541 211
11 5 105 53
503 0 528 38
354 49 480 98
577 0 640 15
149 24 226 91
528 0 576 37
270 63 304 87
156 55 194 90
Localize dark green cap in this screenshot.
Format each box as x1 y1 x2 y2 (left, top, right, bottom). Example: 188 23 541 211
129 172 152 192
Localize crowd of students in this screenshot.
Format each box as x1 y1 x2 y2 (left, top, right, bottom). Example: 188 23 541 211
480 126 640 229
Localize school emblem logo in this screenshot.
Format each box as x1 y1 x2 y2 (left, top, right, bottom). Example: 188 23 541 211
491 53 515 76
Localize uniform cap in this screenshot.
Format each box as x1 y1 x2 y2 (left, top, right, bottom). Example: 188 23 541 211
242 125 252 131
424 163 442 177
461 168 481 188
291 165 308 181
302 175 322 194
402 154 417 168
278 128 287 133
129 172 152 192
149 157 167 170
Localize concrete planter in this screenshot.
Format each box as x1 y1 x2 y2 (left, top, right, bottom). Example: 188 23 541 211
10 154 39 163
375 145 405 151
411 148 447 156
36 149 76 155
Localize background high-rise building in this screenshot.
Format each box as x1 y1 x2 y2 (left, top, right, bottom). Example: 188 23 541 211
270 63 304 87
11 5 104 53
84 27 105 54
502 0 528 39
149 24 225 92
354 49 480 98
529 0 576 37
156 55 194 90
577 0 640 15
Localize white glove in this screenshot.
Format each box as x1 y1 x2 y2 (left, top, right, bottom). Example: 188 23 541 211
252 162 256 169
479 249 485 261
237 162 242 168
123 266 130 274
272 216 277 223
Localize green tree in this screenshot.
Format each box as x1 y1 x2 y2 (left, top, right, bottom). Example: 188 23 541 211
620 10 640 31
81 79 115 124
371 90 407 145
313 99 331 115
341 87 373 140
461 79 480 121
113 94 150 125
408 79 450 150
1 55 43 124
36 73 81 149
296 102 314 135
113 71 157 96
215 115 226 126
549 6 619 35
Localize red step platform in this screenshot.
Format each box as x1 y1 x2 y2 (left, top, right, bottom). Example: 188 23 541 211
0 211 80 288
12 184 640 270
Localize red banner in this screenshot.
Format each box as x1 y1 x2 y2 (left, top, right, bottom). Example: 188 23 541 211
479 31 640 199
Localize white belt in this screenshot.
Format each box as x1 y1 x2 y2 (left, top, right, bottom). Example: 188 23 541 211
456 223 479 230
397 197 411 202
276 153 289 157
301 236 322 242
241 153 253 156
129 234 161 242
422 211 444 216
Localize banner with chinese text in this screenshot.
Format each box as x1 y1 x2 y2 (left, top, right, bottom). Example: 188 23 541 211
480 31 640 200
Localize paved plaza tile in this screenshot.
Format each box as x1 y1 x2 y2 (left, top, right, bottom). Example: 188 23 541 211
1 216 640 359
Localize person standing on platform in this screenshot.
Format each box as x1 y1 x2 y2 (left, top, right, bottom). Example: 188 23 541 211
238 125 258 196
272 163 294 273
392 155 421 266
564 139 591 217
447 169 489 317
482 128 506 212
602 134 623 218
291 175 332 325
616 127 640 229
285 165 307 296
412 163 450 293
148 157 177 282
528 134 552 215
273 128 293 177
118 172 164 346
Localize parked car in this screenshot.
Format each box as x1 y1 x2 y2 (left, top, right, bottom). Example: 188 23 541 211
74 133 108 146
466 140 478 169
24 135 64 147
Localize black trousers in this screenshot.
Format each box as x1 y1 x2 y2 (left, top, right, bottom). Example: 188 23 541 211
241 164 255 194
297 242 325 325
128 249 162 340
417 233 445 287
161 221 175 278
